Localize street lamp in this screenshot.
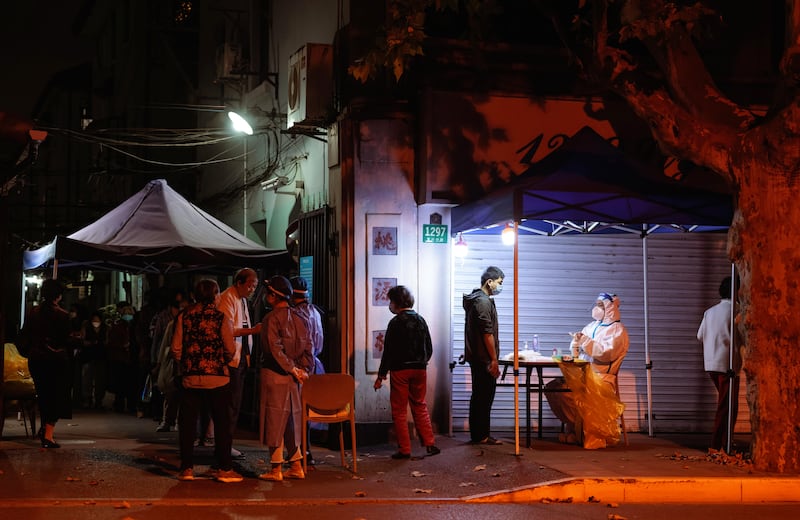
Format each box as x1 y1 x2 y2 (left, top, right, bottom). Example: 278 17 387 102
228 111 253 135
228 111 255 235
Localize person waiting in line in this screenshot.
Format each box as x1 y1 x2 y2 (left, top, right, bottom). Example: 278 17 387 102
258 275 314 481
217 268 262 459
17 279 73 448
79 310 109 410
107 304 138 414
544 292 629 446
290 276 326 464
463 266 506 445
697 276 742 452
152 289 187 432
373 285 440 459
170 279 242 483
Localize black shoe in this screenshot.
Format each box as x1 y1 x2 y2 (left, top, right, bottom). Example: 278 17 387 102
471 436 503 445
391 451 411 459
40 437 61 449
426 445 441 456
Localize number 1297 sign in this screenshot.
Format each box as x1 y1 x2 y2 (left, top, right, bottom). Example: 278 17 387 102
422 224 448 244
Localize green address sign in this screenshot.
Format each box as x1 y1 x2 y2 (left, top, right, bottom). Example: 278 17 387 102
422 224 448 243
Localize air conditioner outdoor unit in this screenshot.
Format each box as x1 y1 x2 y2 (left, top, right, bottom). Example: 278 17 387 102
287 43 333 129
216 42 243 80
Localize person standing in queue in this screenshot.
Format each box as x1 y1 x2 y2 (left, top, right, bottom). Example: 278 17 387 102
373 285 440 459
217 267 262 459
697 276 742 452
463 266 505 446
17 279 73 448
171 279 242 483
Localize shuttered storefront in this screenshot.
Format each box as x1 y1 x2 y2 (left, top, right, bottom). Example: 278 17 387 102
450 231 750 435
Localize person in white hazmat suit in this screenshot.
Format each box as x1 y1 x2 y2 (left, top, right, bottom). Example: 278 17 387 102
544 292 629 445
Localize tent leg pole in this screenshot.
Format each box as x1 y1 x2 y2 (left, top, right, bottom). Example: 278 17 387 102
642 227 653 436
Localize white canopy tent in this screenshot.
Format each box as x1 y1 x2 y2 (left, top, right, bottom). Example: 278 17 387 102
23 179 290 276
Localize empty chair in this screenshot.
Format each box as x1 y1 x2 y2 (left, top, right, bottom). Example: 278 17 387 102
301 373 357 473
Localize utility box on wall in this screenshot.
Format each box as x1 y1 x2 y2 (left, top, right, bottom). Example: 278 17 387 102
287 43 333 129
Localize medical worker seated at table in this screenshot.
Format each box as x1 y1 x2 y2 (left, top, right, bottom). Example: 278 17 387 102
544 292 629 447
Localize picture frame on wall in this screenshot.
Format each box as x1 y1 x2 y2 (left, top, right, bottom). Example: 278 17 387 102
372 226 398 255
372 277 396 306
366 329 387 373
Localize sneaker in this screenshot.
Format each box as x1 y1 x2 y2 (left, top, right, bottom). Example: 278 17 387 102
156 423 174 433
177 468 194 481
284 461 305 479
391 451 411 459
258 465 283 481
215 469 244 483
426 445 441 456
231 448 245 459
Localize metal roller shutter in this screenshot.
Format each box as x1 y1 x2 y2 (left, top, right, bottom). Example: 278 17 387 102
450 231 749 436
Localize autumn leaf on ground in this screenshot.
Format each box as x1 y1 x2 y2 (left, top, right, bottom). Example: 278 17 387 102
413 488 433 493
607 514 627 520
459 482 477 487
606 502 619 508
472 464 486 471
114 501 131 509
410 470 426 477
354 491 367 497
66 476 81 482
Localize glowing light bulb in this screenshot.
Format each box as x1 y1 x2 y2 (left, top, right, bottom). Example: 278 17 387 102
501 223 516 246
453 233 468 258
228 111 254 135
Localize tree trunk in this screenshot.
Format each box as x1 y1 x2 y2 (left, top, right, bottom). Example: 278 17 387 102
730 160 800 473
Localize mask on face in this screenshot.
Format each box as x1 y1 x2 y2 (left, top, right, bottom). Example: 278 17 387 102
591 306 605 321
490 281 503 295
121 314 134 322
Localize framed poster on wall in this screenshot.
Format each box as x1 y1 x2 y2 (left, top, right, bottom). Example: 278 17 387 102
366 214 401 373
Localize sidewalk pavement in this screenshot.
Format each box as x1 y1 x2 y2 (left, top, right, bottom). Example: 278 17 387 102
0 409 797 506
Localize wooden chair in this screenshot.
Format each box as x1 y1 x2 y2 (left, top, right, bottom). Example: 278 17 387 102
301 373 357 473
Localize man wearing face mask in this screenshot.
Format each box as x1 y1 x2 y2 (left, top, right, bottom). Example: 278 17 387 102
545 292 629 445
463 266 505 445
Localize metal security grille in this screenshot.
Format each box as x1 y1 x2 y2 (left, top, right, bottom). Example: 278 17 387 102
450 231 749 436
297 205 338 372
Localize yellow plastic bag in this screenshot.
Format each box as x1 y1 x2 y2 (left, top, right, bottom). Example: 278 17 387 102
4 343 36 398
559 361 624 449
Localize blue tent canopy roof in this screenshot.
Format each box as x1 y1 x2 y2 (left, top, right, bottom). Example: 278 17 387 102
452 127 733 235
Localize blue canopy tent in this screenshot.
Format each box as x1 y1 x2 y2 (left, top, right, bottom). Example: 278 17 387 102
452 126 734 451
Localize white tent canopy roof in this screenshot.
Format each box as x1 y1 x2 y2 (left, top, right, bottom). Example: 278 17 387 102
23 179 289 274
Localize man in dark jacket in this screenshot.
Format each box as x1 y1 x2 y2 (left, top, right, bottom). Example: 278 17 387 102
463 266 505 445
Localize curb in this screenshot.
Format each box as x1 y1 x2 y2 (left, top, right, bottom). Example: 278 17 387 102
464 476 800 504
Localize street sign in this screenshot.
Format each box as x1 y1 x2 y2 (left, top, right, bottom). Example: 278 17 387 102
422 224 448 243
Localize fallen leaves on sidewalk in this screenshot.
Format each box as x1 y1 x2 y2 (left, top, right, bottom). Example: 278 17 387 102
607 514 627 520
410 470 426 477
459 482 477 487
657 449 753 469
472 464 486 471
66 476 81 482
114 501 131 509
413 488 433 493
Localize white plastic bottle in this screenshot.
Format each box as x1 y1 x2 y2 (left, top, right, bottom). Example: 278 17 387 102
532 334 539 352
